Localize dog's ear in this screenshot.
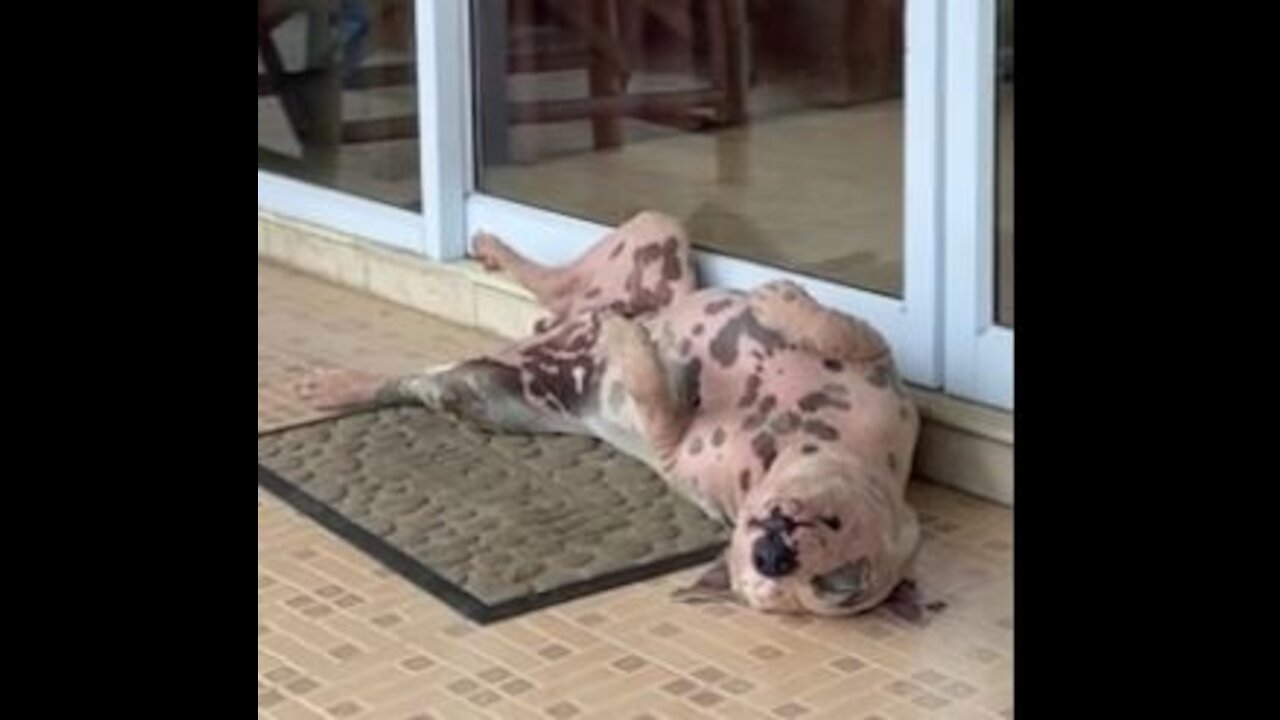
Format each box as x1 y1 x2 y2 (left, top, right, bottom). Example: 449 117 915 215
882 578 923 621
882 578 946 622
672 556 740 605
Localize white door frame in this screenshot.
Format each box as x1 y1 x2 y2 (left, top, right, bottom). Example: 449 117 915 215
944 0 1014 409
257 170 425 252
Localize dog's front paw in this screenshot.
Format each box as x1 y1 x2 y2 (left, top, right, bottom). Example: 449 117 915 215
470 231 510 272
759 279 808 300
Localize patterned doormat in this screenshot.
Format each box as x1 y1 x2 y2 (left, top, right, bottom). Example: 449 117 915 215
257 405 729 623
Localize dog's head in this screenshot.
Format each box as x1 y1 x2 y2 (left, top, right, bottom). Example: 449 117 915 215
678 449 919 616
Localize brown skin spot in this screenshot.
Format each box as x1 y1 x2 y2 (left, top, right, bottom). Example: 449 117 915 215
802 444 819 455
751 433 779 472
868 364 908 398
888 452 899 472
738 375 763 408
739 470 752 493
692 323 705 336
676 357 703 410
609 241 627 260
868 364 893 388
709 310 786 367
741 396 777 432
689 437 704 456
585 287 602 299
769 412 802 435
679 338 692 357
757 395 777 414
783 290 797 302
639 238 665 265
803 420 840 441
624 242 678 313
660 237 683 282
798 392 852 413
711 427 726 447
824 359 844 372
519 315 603 414
747 394 773 427
706 299 735 315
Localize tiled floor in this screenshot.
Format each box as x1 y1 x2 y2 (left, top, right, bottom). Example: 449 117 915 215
258 260 1013 720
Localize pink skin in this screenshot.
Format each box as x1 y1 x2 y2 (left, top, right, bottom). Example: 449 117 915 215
298 211 925 617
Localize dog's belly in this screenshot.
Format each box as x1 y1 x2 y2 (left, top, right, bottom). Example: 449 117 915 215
622 290 919 522
674 351 912 520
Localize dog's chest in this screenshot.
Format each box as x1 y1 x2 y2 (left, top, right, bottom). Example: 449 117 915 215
640 292 913 518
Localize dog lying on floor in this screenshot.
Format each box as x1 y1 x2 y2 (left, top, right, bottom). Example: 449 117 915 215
299 211 930 618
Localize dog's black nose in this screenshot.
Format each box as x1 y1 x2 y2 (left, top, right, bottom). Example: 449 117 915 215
752 532 798 578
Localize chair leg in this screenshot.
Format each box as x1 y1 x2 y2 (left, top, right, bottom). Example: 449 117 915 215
258 28 311 142
475 0 512 165
707 0 748 125
587 0 625 149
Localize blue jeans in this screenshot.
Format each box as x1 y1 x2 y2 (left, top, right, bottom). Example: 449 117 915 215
336 0 370 83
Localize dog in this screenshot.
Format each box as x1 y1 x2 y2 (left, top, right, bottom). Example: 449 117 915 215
299 211 926 618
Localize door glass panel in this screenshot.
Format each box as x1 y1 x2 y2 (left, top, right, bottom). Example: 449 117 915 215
472 0 906 297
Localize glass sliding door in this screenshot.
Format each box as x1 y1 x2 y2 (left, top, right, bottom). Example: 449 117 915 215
255 0 1014 409
464 0 944 386
471 0 907 297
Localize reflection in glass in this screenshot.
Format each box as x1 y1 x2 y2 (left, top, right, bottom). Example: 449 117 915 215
473 0 906 297
257 0 422 209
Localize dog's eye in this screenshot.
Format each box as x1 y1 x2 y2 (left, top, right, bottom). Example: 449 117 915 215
820 515 842 531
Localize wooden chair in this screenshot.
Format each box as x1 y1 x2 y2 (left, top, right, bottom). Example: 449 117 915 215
477 0 751 163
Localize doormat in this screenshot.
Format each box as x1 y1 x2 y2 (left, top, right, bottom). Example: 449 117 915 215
257 405 728 623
